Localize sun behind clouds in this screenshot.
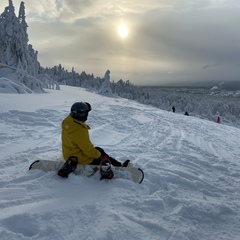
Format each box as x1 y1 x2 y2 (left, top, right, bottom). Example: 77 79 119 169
117 23 129 38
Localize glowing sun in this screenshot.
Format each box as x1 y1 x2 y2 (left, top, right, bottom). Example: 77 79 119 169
118 23 129 38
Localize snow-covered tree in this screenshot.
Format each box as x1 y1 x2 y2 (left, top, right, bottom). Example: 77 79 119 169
0 1 40 77
99 70 113 96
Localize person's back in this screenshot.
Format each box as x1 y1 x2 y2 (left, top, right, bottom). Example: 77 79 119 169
61 114 100 164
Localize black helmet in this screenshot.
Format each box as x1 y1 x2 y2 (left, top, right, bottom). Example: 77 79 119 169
70 102 91 122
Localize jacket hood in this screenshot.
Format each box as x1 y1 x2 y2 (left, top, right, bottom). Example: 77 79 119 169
62 114 90 134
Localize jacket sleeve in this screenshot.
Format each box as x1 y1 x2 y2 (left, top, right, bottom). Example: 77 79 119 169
74 127 101 159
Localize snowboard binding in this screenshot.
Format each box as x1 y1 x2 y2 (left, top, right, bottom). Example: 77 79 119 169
99 156 114 180
57 156 78 178
122 159 130 167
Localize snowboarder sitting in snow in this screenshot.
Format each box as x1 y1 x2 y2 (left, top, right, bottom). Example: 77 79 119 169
58 102 130 179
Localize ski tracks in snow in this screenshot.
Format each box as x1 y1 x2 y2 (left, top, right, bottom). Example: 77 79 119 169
86 99 240 240
0 109 64 160
92 100 240 240
0 87 240 240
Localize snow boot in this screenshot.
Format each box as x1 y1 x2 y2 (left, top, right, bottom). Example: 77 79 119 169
100 156 114 180
57 156 78 178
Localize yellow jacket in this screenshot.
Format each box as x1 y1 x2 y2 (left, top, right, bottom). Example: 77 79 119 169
61 114 101 164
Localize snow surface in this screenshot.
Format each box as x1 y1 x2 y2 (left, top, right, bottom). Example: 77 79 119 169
0 84 240 240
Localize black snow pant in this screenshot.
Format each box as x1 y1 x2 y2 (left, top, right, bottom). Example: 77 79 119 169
90 147 122 167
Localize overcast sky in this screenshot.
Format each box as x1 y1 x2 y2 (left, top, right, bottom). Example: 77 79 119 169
1 0 240 86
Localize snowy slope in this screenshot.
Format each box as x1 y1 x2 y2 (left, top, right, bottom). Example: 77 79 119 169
0 85 239 240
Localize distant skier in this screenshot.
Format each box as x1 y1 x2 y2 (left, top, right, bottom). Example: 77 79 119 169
184 111 189 116
58 102 130 178
217 116 221 123
172 106 175 113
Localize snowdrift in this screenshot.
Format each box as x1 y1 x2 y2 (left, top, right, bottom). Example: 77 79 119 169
0 77 33 93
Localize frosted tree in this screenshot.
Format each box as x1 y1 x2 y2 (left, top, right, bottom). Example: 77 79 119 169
17 1 28 70
27 44 39 76
18 2 39 76
0 0 39 76
0 0 18 66
99 70 113 96
18 2 28 34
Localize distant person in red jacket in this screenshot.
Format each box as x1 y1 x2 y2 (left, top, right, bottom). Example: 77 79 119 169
217 116 220 123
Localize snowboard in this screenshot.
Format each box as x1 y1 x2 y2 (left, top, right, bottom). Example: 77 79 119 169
29 160 144 184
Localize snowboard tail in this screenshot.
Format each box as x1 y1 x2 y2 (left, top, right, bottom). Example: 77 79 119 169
29 160 144 184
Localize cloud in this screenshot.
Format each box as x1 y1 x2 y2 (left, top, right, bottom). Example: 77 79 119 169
1 0 240 85
202 63 221 69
